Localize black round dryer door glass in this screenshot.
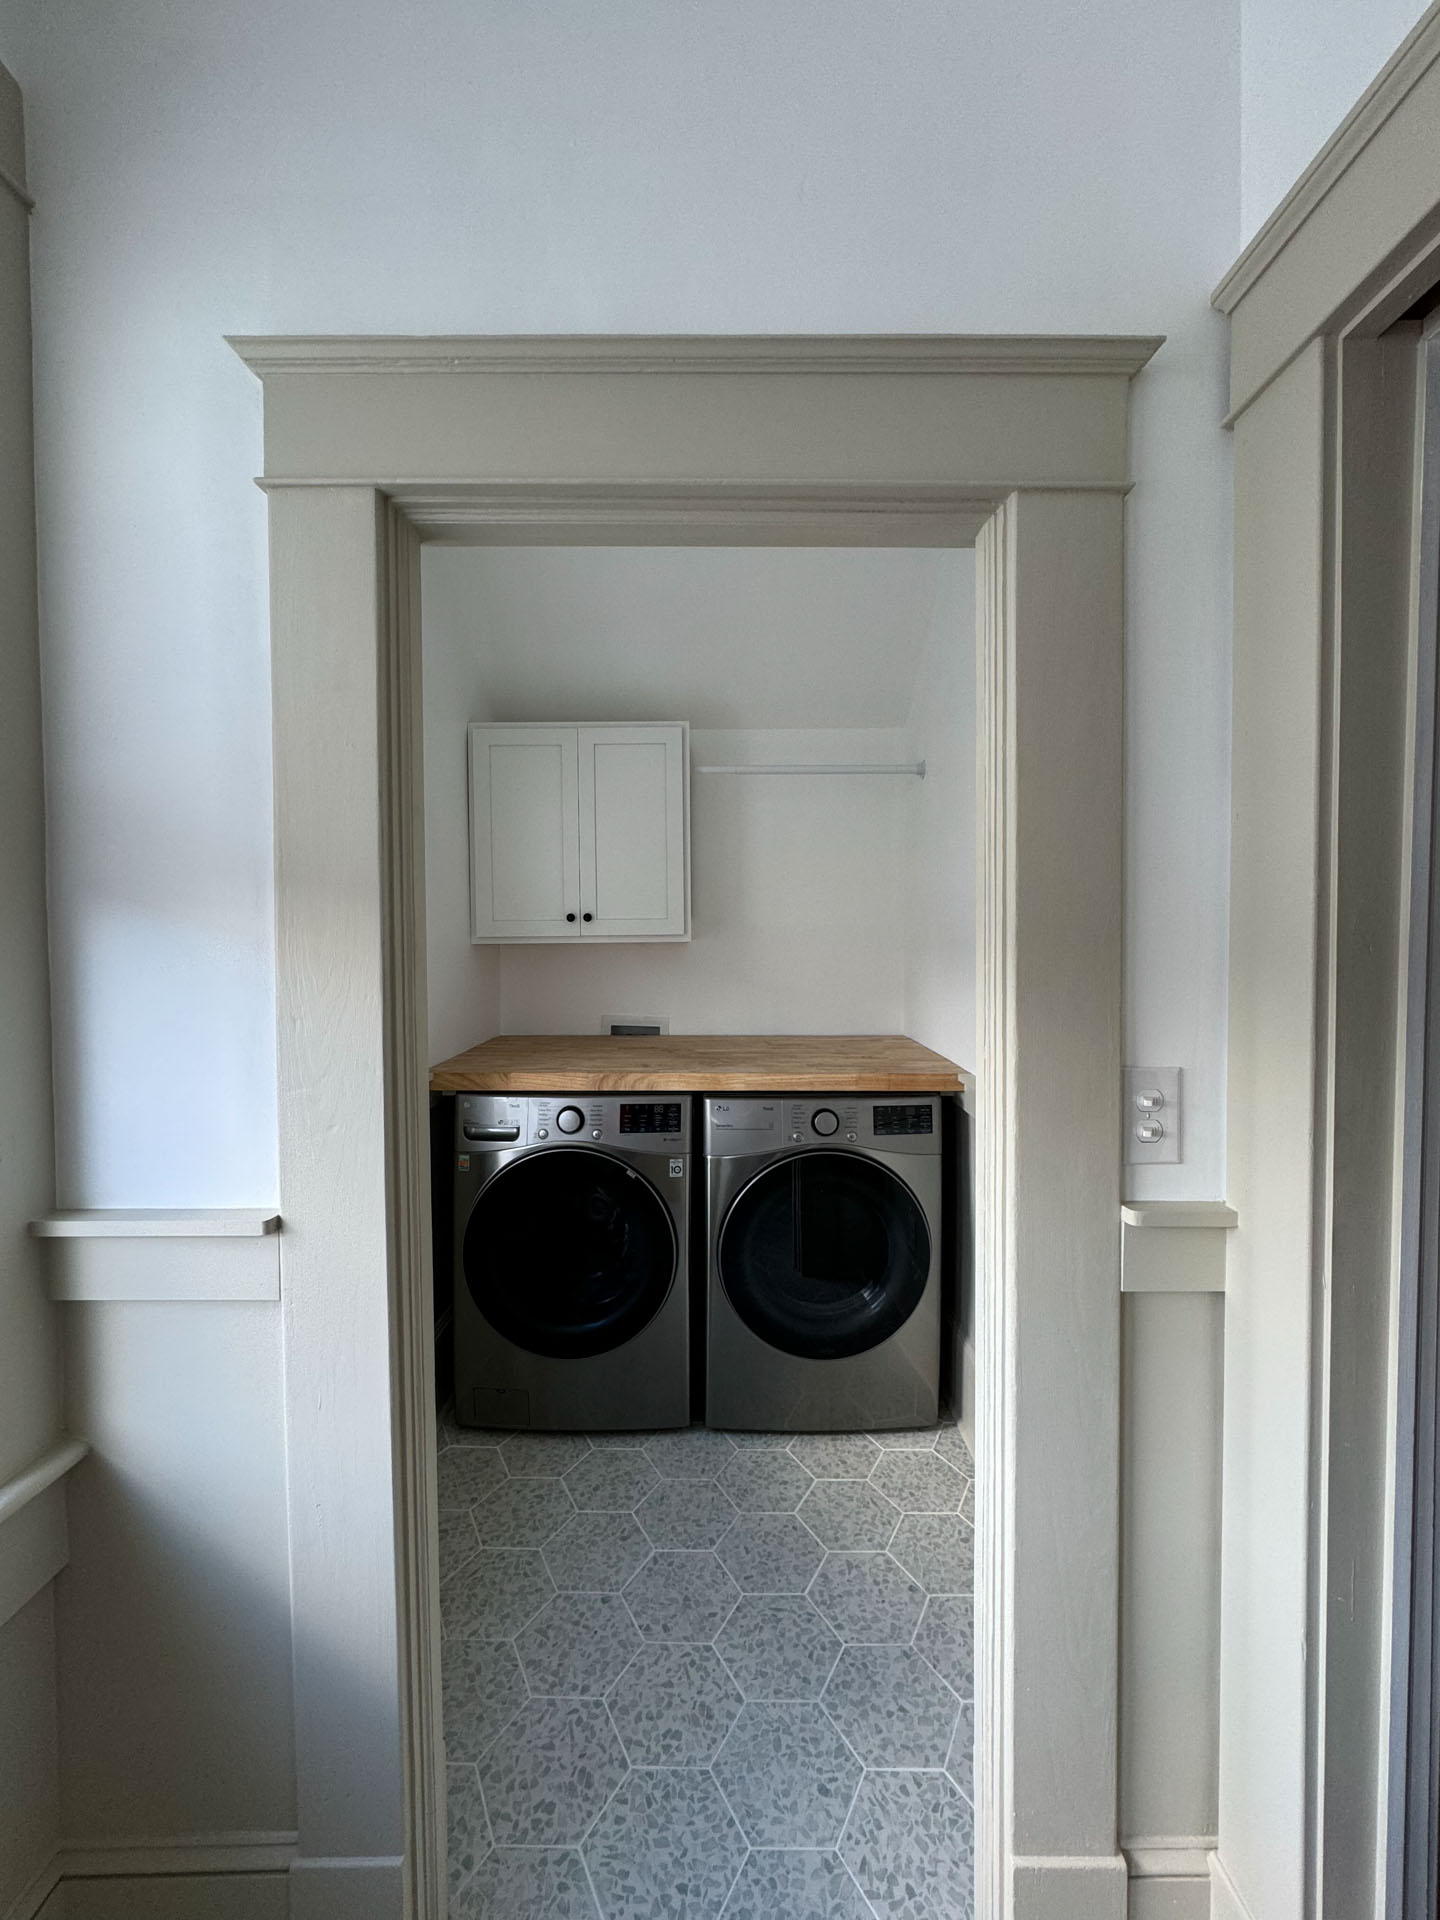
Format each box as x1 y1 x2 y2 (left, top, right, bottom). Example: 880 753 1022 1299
718 1151 931 1360
463 1150 677 1360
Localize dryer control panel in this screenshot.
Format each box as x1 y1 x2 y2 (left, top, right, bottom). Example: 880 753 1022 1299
457 1093 690 1152
703 1095 941 1157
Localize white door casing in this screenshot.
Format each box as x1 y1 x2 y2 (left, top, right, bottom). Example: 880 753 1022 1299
233 332 1156 1920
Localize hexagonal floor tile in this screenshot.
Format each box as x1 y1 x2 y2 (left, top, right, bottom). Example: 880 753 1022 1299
516 1591 642 1697
712 1700 861 1847
721 1430 792 1450
452 1847 600 1919
637 1479 737 1549
500 1433 593 1477
947 1697 976 1804
643 1427 738 1479
788 1433 883 1478
446 1763 490 1898
840 1769 975 1920
933 1422 973 1473
715 1513 825 1594
823 1644 960 1767
720 1450 815 1513
543 1510 653 1593
810 1552 926 1644
869 1450 967 1514
437 1446 508 1509
888 1515 975 1596
441 1638 528 1764
797 1479 901 1552
624 1550 740 1643
720 1849 872 1920
716 1594 841 1701
868 1427 939 1449
606 1642 743 1767
960 1478 974 1525
441 1548 555 1641
475 1475 575 1548
584 1767 747 1920
438 1507 481 1583
913 1593 974 1697
477 1696 627 1846
564 1447 660 1512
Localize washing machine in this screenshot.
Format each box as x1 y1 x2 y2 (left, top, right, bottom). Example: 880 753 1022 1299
452 1092 690 1431
704 1094 941 1432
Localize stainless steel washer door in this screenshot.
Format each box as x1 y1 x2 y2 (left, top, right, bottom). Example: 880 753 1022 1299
463 1148 677 1359
716 1150 931 1360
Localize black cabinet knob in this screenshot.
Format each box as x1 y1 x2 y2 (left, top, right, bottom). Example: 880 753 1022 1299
582 912 593 922
566 912 576 922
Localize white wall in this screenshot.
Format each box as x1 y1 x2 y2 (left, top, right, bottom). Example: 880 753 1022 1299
422 546 965 1055
56 1300 296 1840
0 0 1240 1210
421 552 500 1065
1240 0 1429 241
904 554 977 1072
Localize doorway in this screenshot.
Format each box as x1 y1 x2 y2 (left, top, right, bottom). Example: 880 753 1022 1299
235 332 1150 1919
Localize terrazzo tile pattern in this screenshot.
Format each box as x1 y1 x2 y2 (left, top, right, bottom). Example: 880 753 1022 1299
439 1420 975 1918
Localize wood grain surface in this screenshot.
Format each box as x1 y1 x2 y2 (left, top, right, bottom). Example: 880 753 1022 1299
429 1033 966 1093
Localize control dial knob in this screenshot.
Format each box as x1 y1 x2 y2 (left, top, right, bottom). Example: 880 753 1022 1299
811 1108 840 1137
555 1106 586 1134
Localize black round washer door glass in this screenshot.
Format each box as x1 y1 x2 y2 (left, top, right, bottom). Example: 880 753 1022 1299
464 1150 677 1360
718 1151 930 1360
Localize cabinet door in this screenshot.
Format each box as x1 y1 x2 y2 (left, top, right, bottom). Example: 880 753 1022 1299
578 725 688 937
469 726 580 940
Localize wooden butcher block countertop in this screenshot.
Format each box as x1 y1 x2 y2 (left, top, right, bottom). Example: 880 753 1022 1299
429 1034 966 1095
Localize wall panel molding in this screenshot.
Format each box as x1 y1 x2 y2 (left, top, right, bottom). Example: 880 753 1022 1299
0 1440 88 1632
28 1213 282 1303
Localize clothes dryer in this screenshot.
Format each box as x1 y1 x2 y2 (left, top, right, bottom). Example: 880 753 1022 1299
452 1092 689 1430
704 1094 941 1432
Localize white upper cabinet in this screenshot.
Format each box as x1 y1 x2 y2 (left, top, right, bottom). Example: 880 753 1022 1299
469 723 689 942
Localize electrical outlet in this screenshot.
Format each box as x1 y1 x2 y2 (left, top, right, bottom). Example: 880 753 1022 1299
1124 1067 1181 1164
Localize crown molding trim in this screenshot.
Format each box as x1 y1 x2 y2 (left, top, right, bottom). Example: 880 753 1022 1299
227 332 1164 380
1213 6 1440 316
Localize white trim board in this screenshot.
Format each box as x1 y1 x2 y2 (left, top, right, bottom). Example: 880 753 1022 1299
238 331 1150 1918
1120 1206 1236 1294
1212 2 1440 415
40 1237 280 1303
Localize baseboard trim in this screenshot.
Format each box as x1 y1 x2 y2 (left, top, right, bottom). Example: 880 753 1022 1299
57 1836 297 1878
1209 1851 1260 1920
1011 1852 1128 1920
0 1857 61 1920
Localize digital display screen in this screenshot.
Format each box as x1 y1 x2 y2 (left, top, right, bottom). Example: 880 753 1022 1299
619 1103 683 1135
872 1104 934 1136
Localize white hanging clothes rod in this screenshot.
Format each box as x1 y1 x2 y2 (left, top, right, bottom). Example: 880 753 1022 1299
695 761 926 778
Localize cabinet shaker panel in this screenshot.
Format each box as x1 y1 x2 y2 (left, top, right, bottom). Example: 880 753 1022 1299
580 726 687 937
469 727 580 940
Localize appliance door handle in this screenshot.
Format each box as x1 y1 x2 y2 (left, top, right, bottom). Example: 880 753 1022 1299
462 1125 523 1142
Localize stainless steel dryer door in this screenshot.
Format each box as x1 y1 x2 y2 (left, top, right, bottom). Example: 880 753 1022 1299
716 1149 931 1360
462 1148 678 1359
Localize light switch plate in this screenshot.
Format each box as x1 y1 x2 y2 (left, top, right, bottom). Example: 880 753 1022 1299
1124 1067 1182 1164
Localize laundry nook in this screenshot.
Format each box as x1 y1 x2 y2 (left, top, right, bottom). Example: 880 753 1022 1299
423 548 977 1916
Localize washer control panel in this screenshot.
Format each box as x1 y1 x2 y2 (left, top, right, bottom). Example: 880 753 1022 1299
456 1093 689 1153
703 1095 942 1157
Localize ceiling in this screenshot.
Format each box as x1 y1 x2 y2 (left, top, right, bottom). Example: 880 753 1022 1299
421 546 970 729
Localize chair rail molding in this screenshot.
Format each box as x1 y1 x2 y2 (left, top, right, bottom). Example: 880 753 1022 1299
29 1209 282 1302
235 329 1156 1919
0 1436 89 1633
